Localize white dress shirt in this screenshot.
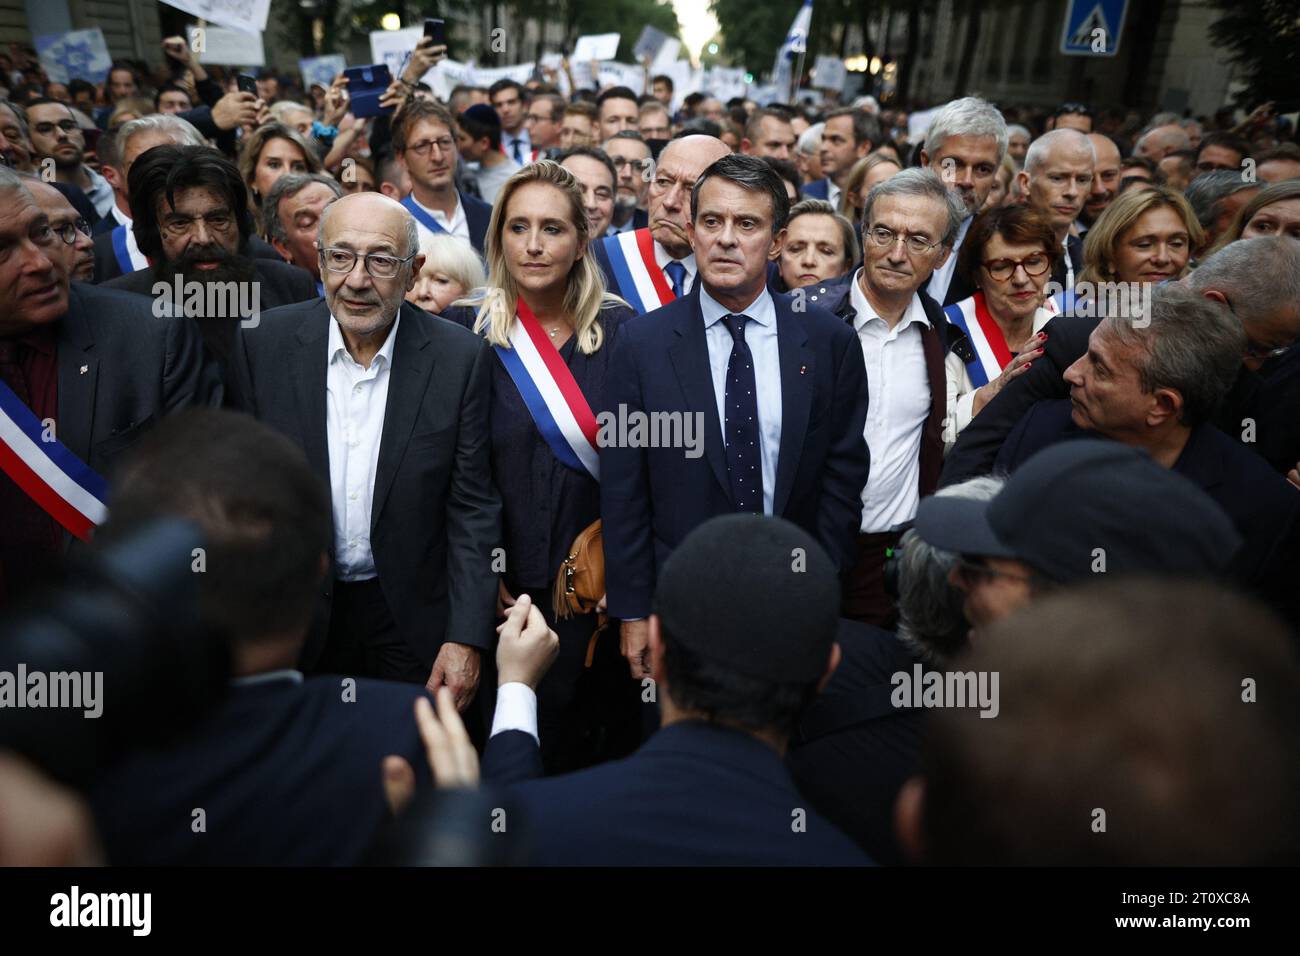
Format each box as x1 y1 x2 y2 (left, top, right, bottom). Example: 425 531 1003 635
502 128 531 164
850 272 932 533
653 241 697 296
326 313 400 581
409 192 469 246
109 203 131 227
828 181 842 211
700 285 783 515
926 215 972 305
490 682 540 742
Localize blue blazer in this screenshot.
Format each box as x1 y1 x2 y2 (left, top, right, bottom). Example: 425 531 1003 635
483 721 871 865
600 285 870 619
461 189 493 254
801 178 831 201
997 399 1300 627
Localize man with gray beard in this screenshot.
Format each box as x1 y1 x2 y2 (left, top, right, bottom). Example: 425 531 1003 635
240 192 501 713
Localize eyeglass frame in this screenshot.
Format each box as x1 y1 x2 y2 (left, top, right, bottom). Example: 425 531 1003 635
981 253 1053 282
319 246 417 279
403 136 456 156
33 119 81 136
864 224 946 256
52 218 91 245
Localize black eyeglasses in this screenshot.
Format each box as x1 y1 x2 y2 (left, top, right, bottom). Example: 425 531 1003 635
52 219 90 245
34 119 80 136
1243 338 1296 362
952 556 1033 587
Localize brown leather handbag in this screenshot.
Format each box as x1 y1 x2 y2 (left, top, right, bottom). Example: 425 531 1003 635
552 519 608 666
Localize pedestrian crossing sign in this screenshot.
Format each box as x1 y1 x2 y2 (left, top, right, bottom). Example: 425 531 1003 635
1060 0 1128 57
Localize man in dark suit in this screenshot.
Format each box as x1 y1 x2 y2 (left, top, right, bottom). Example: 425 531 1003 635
103 144 316 409
1016 128 1091 294
941 236 1300 485
993 284 1300 627
602 154 870 678
241 191 500 707
413 516 871 865
87 409 434 865
392 98 492 254
799 107 878 208
917 96 1009 307
0 167 215 606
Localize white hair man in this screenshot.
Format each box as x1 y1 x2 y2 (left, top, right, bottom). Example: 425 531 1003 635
1017 128 1095 291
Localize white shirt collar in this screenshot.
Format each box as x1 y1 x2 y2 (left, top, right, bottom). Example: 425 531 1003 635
698 283 776 330
849 268 930 334
328 311 401 369
110 204 132 227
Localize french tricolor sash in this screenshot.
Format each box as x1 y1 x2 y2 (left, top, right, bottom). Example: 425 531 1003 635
944 292 1059 387
0 379 108 540
400 194 448 236
110 223 149 275
599 228 675 315
493 300 600 481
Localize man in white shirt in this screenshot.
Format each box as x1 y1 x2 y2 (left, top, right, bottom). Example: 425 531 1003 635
27 98 114 217
240 191 500 710
393 99 493 254
836 168 968 625
919 96 1008 306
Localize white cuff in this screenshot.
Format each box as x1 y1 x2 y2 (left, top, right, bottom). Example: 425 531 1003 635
490 682 539 743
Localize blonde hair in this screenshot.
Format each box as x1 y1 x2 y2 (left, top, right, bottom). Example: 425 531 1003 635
1079 185 1204 285
841 151 901 220
458 161 625 355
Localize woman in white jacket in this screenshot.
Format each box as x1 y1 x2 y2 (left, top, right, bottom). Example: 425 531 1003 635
942 205 1060 452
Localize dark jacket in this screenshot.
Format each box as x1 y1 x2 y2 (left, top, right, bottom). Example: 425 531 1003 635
600 285 870 619
240 300 502 667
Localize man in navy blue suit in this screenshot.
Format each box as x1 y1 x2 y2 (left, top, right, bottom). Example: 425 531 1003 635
86 409 433 865
800 108 878 208
601 154 870 678
404 516 871 866
994 284 1300 628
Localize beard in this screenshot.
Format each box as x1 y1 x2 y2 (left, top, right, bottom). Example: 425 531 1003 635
157 242 258 290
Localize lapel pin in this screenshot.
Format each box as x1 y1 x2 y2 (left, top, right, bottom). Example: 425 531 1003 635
79 365 88 375
799 365 806 375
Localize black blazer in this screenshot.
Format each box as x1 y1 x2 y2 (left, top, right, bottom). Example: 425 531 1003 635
240 300 503 666
461 189 493 254
103 257 317 310
996 399 1300 627
88 675 432 865
93 232 286 284
600 285 870 619
56 283 217 473
481 720 871 865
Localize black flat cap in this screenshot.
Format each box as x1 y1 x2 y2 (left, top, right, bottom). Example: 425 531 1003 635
653 515 840 683
914 439 1241 583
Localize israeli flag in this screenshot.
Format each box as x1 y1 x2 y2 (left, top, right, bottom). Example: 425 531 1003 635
771 0 814 91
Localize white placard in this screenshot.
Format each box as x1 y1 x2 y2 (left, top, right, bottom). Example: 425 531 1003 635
160 0 269 37
705 67 748 102
571 33 620 63
812 55 847 92
430 58 474 100
370 26 425 85
188 25 265 67
597 62 644 96
908 106 941 143
472 62 536 87
651 38 682 71
299 54 347 89
35 28 111 85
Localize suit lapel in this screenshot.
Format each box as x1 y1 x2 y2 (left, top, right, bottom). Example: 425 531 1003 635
372 304 434 528
773 297 812 516
667 291 731 501
289 303 332 487
56 287 98 463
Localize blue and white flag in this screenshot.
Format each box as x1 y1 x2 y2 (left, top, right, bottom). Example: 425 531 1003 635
771 0 814 94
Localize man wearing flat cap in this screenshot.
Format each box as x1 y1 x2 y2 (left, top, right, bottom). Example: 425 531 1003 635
477 514 871 865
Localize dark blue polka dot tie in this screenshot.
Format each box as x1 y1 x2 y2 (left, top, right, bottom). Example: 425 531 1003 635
722 313 762 513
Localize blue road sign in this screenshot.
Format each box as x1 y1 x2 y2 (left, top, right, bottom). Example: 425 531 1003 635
1060 0 1129 57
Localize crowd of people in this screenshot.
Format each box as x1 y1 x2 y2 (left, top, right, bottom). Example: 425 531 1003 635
1 34 1299 867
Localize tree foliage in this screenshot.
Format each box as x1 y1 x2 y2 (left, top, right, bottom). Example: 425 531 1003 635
1208 0 1300 106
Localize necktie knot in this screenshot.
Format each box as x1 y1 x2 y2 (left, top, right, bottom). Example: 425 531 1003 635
722 313 750 343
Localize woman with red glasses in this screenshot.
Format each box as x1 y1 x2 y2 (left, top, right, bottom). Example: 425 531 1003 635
942 205 1060 450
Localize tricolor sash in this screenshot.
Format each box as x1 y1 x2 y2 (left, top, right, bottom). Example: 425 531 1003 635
110 223 149 275
0 379 108 540
944 292 1058 387
599 228 675 315
400 194 448 237
493 300 600 481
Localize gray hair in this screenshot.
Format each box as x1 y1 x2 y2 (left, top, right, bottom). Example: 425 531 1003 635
862 167 967 246
1023 127 1095 175
115 113 205 164
898 475 1005 665
263 172 343 244
923 96 1009 165
417 231 487 293
1135 124 1190 156
1102 283 1245 428
797 121 824 156
0 163 28 195
1183 170 1258 230
318 198 420 264
269 101 314 122
1187 236 1300 331
1006 123 1031 142
0 98 29 140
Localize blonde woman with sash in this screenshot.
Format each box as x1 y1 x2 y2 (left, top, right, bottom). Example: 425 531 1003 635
444 161 635 773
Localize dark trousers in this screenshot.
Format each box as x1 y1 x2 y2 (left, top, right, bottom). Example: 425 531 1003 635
314 578 430 684
842 530 903 630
